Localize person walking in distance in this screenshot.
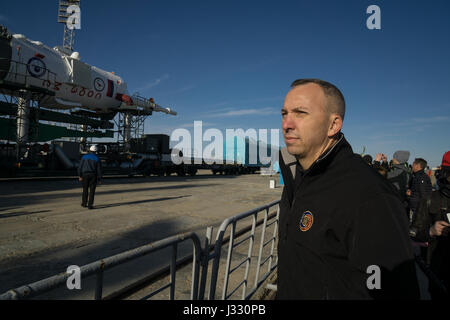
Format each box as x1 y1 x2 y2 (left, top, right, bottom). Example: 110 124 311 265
78 145 102 209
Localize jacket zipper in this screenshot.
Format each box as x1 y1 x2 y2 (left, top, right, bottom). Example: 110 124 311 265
324 286 329 300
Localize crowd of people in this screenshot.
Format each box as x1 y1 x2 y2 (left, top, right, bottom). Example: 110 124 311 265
361 150 450 299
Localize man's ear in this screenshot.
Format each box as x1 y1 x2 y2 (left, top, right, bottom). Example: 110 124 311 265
328 114 343 137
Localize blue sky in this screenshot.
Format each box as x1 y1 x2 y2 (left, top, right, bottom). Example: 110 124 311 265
1 0 449 167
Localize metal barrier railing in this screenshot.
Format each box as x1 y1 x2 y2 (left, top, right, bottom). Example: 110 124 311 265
0 200 280 300
208 199 279 300
0 231 203 300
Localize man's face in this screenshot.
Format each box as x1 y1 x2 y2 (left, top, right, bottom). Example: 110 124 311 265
412 162 422 173
281 83 331 159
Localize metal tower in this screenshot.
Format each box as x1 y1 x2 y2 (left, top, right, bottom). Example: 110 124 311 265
57 0 81 52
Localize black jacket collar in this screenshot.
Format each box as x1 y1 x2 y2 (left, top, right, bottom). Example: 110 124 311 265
280 133 352 205
298 133 350 176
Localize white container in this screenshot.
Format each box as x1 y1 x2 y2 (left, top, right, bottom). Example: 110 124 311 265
270 180 276 189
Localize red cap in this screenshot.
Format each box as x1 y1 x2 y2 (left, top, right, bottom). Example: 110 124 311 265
442 151 450 167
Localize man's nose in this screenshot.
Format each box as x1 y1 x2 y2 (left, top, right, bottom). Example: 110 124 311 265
282 114 294 132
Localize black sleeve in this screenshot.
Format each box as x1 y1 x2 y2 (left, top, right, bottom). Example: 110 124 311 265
410 175 433 210
96 159 102 181
410 198 431 243
408 174 413 190
279 149 295 205
408 176 419 208
419 175 432 200
78 158 84 177
348 193 420 299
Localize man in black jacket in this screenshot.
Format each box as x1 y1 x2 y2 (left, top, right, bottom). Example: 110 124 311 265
407 158 432 219
410 151 450 299
278 78 420 299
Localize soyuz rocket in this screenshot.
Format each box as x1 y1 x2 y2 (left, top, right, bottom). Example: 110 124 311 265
0 25 176 116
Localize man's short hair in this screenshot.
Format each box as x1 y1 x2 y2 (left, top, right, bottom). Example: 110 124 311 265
414 158 427 170
290 78 346 120
362 154 373 165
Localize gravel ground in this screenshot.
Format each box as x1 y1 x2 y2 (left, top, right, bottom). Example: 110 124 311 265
0 170 282 298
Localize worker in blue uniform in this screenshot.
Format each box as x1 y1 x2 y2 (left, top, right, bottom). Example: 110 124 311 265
78 145 102 209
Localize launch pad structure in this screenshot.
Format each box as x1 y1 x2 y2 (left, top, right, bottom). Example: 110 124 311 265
0 3 264 179
0 43 152 148
0 43 159 177
0 58 158 171
0 69 162 179
0 0 169 174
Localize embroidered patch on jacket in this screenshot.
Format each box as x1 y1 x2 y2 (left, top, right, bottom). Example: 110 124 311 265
299 211 314 232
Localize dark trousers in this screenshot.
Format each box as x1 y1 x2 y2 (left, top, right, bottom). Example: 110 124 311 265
81 173 97 207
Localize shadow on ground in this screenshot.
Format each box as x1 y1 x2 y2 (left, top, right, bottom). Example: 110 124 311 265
0 215 216 299
0 173 242 196
0 183 218 208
